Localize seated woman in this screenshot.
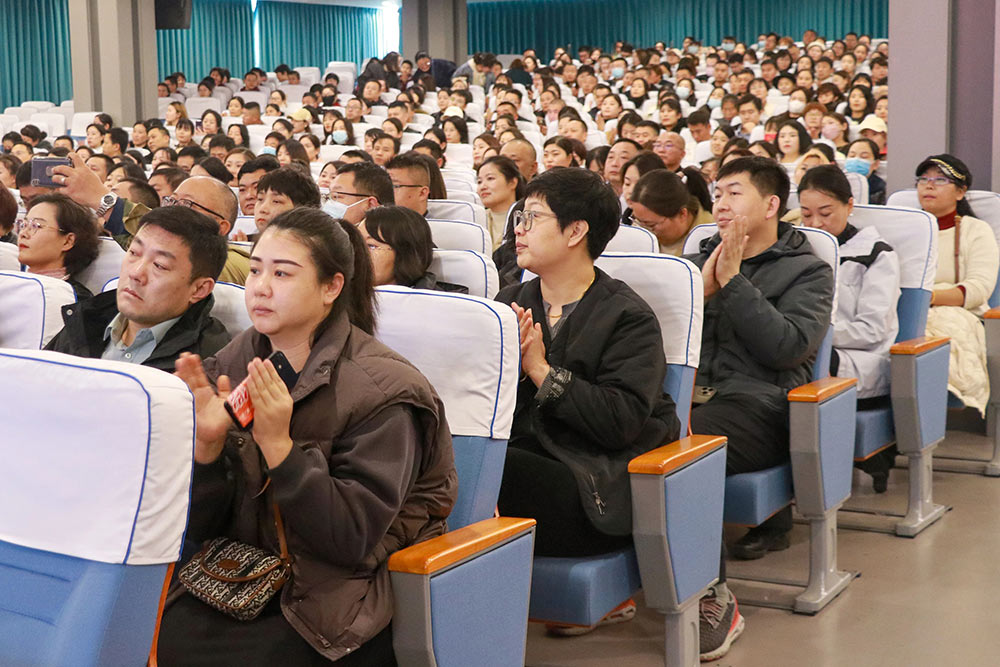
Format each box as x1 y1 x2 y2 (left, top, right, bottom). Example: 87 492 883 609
359 205 468 293
495 167 679 635
541 136 578 171
845 138 886 204
162 209 457 666
775 120 812 176
628 167 713 255
477 155 525 251
620 151 671 223
17 193 100 300
918 154 1000 416
799 165 901 491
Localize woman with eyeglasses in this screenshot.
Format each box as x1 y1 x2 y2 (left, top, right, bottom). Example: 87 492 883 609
917 154 999 417
17 193 101 300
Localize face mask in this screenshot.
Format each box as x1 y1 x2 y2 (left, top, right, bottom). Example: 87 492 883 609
322 197 364 219
708 97 722 109
260 146 277 155
611 67 625 79
722 43 735 52
323 95 336 106
844 157 872 175
821 125 841 140
687 46 699 55
764 132 777 142
757 40 766 50
676 87 690 99
332 129 348 144
788 99 806 114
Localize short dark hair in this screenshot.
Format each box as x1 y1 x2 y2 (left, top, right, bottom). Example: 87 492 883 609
149 166 188 191
797 164 853 204
137 206 228 282
737 94 762 112
386 152 430 185
336 161 394 204
178 145 207 161
109 161 147 182
257 166 321 208
26 193 101 276
364 206 434 286
523 167 619 259
195 156 233 184
120 177 161 209
341 149 374 163
0 181 17 233
687 109 711 127
107 128 129 153
208 135 236 152
716 156 790 216
238 154 280 180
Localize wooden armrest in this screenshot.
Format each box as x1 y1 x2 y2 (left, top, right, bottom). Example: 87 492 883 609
890 336 950 355
788 377 857 403
388 517 536 575
628 435 727 475
984 307 1000 320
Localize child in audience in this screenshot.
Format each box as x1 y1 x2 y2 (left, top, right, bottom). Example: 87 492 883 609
495 167 680 635
163 208 456 666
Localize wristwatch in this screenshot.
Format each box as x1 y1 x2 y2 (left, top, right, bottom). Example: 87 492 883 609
95 193 119 217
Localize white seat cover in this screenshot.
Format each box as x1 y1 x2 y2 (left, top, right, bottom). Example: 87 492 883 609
443 190 482 205
210 282 252 337
76 238 126 296
594 253 703 368
427 199 487 229
605 224 658 253
429 249 499 298
0 271 76 349
844 172 870 205
888 189 1000 257
0 349 194 565
851 204 937 290
0 243 19 271
444 144 474 168
428 219 490 254
374 288 518 439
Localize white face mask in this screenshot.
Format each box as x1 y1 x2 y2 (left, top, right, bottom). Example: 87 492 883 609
676 87 690 99
322 197 365 219
788 99 806 114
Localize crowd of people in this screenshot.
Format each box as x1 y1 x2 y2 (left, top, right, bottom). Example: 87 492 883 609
1 26 997 666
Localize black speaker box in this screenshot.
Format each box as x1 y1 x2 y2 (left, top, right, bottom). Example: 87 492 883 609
155 0 192 30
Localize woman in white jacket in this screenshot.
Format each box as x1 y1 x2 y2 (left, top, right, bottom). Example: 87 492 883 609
800 165 901 491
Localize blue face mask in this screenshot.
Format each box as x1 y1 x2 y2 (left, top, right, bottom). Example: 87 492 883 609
259 146 277 156
844 157 872 175
687 46 699 55
708 97 722 109
757 40 766 50
611 67 625 79
332 129 348 144
722 43 735 52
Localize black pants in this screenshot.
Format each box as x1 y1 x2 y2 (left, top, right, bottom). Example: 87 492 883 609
498 438 632 557
691 396 791 582
157 594 397 666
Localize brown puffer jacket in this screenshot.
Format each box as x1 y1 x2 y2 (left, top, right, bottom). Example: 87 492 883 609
186 310 457 661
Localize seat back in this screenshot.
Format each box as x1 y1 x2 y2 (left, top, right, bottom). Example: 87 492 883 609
0 242 18 271
70 111 99 138
0 349 194 666
184 97 222 117
208 282 252 337
427 199 487 229
850 204 937 339
76 238 126 296
428 219 490 254
844 171 870 205
0 271 76 349
605 224 659 253
594 253 703 434
429 249 499 298
375 288 519 529
444 143 474 168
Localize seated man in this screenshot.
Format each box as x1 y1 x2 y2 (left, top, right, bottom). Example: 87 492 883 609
169 176 249 284
495 167 680 634
371 132 400 167
46 207 231 371
252 166 321 236
326 161 394 224
236 155 280 217
499 138 539 182
386 152 431 216
684 157 833 661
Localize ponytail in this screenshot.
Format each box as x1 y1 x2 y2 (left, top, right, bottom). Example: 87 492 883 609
337 219 376 335
632 168 711 220
679 166 712 212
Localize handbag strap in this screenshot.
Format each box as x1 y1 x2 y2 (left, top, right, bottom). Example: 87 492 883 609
273 501 289 564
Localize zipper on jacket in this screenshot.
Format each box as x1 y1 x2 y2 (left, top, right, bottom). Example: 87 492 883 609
588 474 606 516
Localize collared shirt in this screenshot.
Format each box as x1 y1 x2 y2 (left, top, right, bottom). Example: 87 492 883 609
101 313 182 364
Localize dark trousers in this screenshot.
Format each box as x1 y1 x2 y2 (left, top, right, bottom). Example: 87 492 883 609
157 594 396 666
498 438 632 557
691 396 791 582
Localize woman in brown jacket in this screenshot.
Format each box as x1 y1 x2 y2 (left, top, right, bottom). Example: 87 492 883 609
161 208 458 665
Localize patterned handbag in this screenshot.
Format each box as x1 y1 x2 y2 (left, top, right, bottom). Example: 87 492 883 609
178 503 290 621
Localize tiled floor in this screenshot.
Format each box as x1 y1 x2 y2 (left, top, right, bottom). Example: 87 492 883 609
524 427 1000 666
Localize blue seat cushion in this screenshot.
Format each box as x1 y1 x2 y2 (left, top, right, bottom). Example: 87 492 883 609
724 463 793 525
855 404 895 460
529 548 641 626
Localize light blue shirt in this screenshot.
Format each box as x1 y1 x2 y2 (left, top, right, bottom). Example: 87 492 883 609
101 313 182 364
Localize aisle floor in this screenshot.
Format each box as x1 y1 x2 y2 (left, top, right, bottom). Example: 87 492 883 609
524 428 1000 667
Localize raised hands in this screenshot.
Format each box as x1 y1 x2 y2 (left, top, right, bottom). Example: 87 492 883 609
511 302 551 387
175 352 233 464
245 358 294 469
704 216 749 299
51 151 112 214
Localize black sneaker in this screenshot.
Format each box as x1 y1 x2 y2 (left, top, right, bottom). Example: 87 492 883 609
699 586 744 662
731 527 790 560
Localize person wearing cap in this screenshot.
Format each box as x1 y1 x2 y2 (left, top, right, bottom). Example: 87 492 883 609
288 108 314 137
857 115 887 157
918 154 999 416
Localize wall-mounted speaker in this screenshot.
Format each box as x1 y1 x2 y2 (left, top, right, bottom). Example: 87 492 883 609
155 0 193 30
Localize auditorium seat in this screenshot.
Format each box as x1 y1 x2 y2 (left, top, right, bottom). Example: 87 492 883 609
0 348 194 666
444 143 474 168
29 112 67 137
76 237 126 296
427 199 488 229
183 97 222 117
840 204 949 536
0 271 76 349
428 219 490 254
441 189 483 206
375 287 535 667
0 242 19 271
684 224 858 614
428 249 499 298
4 106 34 122
528 253 729 665
604 224 659 253
70 111 101 140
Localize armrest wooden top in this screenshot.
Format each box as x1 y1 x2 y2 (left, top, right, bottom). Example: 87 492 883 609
788 377 857 403
890 336 950 355
388 517 536 575
628 435 727 475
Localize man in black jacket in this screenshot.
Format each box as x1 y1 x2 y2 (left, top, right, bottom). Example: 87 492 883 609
685 157 833 661
46 207 231 371
495 168 680 635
